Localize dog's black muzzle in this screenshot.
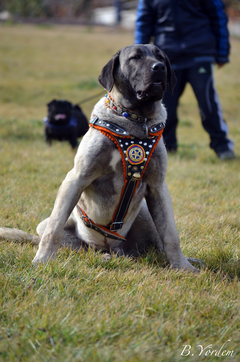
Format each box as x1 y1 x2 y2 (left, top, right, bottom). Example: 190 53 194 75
151 62 166 73
136 62 167 101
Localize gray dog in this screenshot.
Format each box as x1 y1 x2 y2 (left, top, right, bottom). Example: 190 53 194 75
30 44 195 271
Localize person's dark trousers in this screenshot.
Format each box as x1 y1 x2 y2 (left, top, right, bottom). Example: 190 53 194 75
162 62 234 154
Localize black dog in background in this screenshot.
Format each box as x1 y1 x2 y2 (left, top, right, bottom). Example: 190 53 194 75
44 100 89 148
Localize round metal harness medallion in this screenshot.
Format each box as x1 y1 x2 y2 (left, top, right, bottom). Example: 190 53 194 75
126 144 145 164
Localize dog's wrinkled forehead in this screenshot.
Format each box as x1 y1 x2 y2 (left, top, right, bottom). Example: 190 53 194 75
119 44 166 63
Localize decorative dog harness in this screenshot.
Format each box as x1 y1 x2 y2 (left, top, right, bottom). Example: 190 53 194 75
77 116 165 241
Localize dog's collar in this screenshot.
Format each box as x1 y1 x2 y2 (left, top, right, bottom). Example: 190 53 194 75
105 94 149 124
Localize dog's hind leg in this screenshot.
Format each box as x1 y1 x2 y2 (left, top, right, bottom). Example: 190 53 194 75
37 214 83 251
37 214 77 237
37 218 49 238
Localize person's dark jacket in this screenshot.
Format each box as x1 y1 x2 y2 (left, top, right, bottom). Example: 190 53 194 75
135 0 230 67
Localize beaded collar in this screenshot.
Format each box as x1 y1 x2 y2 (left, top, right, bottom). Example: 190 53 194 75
105 94 149 123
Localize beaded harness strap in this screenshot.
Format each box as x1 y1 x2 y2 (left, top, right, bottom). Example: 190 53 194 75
77 116 165 242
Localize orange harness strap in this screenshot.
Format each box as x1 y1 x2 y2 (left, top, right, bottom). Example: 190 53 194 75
76 204 126 241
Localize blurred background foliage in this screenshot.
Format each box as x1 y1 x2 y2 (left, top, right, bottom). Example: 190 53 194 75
1 1 235 19
0 0 239 20
0 1 136 18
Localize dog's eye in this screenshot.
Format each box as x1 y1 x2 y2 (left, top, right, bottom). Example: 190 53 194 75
156 55 163 61
131 54 141 60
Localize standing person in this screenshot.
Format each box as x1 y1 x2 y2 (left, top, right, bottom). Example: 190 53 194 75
135 0 235 159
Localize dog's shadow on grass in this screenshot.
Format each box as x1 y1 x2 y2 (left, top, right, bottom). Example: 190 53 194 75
60 228 239 279
60 227 207 273
60 227 168 271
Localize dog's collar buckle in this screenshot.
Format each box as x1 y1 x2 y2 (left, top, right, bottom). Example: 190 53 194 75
91 116 98 125
143 123 149 138
110 221 123 231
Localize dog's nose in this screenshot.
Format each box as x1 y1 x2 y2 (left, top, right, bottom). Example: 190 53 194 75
151 63 166 72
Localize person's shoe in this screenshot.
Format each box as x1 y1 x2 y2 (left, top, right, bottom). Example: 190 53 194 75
217 149 236 160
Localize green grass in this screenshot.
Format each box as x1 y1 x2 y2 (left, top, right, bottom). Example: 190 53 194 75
0 24 239 362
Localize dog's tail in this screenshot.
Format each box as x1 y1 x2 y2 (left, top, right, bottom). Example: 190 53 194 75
0 227 40 244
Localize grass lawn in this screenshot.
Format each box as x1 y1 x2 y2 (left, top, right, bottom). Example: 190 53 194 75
0 24 239 362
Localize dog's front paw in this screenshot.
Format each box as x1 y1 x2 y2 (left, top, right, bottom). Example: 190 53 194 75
178 254 200 273
32 246 58 264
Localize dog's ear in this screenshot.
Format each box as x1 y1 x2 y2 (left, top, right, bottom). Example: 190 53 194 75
72 104 81 111
98 51 120 92
164 53 177 95
47 99 57 107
